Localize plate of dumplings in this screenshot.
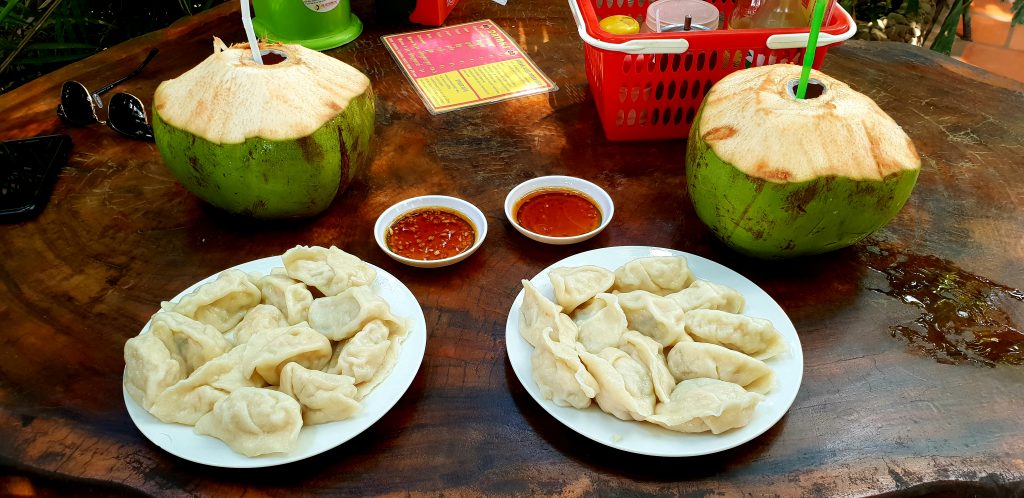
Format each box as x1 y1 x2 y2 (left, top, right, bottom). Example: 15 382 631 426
505 246 803 457
123 245 427 468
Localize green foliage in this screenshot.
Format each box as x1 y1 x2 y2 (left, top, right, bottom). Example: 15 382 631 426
1012 0 1023 26
929 0 971 54
0 0 223 94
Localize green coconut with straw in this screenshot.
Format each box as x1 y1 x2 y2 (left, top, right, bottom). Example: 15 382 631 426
684 0 920 258
152 1 374 219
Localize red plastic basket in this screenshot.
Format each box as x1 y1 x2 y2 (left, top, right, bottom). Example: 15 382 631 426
569 0 856 141
410 0 461 26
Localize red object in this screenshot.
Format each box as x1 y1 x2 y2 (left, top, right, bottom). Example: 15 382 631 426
574 0 854 141
409 0 462 26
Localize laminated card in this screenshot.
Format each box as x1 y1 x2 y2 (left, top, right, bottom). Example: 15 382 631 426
383 20 557 114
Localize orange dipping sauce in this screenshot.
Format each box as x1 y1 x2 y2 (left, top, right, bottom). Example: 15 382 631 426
386 208 476 261
514 188 602 237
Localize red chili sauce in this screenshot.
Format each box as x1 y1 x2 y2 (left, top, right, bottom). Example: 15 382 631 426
386 208 475 260
514 188 601 237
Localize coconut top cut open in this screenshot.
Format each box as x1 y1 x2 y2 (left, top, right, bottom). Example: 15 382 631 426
697 65 920 183
154 38 371 145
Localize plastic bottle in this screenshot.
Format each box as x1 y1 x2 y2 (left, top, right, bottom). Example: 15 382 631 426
730 0 809 28
729 0 762 29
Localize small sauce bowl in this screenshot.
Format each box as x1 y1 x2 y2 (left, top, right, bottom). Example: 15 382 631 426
375 195 487 268
504 176 614 245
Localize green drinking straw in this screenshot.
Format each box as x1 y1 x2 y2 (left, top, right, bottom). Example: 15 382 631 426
796 0 829 99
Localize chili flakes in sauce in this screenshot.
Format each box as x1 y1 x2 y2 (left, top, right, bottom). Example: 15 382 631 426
386 208 476 261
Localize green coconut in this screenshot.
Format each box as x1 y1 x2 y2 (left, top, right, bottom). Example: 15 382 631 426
153 38 374 219
685 65 921 259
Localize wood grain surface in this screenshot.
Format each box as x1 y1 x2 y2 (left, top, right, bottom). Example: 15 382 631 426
1 0 1023 496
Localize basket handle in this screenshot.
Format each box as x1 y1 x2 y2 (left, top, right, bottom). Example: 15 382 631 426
765 4 856 49
568 0 690 54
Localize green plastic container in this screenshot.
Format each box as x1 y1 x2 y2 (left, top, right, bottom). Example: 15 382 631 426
252 0 362 51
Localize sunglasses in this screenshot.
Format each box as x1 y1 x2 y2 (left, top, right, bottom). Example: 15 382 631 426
57 48 159 141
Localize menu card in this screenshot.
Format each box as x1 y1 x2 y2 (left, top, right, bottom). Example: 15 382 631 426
382 20 557 114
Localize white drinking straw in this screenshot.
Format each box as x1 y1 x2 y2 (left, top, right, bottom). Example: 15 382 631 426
240 0 263 64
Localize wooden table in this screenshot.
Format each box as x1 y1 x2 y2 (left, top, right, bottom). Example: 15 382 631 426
1 0 1023 496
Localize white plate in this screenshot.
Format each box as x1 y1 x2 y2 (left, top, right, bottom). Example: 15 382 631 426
123 256 427 468
505 246 803 457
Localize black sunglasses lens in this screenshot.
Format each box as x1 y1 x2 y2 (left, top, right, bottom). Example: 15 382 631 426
108 93 153 141
58 81 99 125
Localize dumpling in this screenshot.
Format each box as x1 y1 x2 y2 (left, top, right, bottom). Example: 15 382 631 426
161 269 261 332
666 280 745 313
645 378 764 434
571 293 627 354
282 245 376 296
240 323 332 385
307 286 403 341
531 327 599 409
123 333 186 411
228 304 288 345
684 309 787 360
548 266 615 313
278 363 360 425
616 290 692 347
666 342 775 394
256 273 314 325
619 331 676 404
577 347 656 421
148 344 265 425
518 280 563 348
323 318 408 399
149 311 232 374
324 320 390 383
612 256 693 296
194 387 303 457
552 313 580 343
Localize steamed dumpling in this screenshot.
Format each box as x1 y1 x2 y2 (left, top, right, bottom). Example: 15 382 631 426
307 286 403 341
161 269 261 332
666 280 745 313
124 333 186 411
150 311 232 374
518 279 563 348
571 293 627 354
148 344 265 425
194 387 303 457
612 256 693 296
228 304 288 345
282 245 376 296
684 309 787 360
666 342 775 394
531 326 599 409
577 347 656 421
548 266 615 313
240 323 332 385
645 378 764 434
619 331 676 404
256 272 314 325
324 320 390 383
324 318 408 399
616 290 691 347
278 363 360 425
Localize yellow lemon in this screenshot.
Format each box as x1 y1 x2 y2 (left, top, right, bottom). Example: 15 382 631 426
599 15 640 35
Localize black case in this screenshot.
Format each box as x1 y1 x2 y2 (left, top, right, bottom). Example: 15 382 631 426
0 134 73 222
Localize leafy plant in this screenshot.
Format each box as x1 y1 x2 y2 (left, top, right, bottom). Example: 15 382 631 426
929 0 971 54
